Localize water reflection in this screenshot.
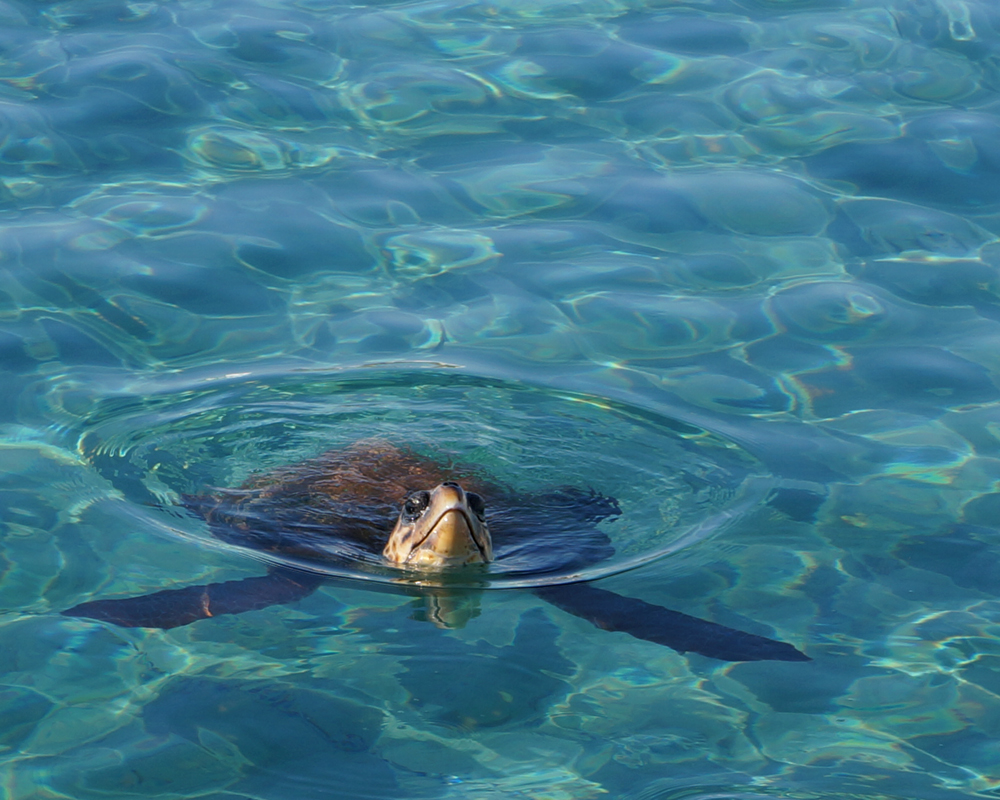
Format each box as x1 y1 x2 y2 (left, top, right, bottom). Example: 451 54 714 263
2 0 1000 796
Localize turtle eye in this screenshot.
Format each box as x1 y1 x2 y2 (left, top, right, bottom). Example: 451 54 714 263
402 491 430 521
467 492 486 520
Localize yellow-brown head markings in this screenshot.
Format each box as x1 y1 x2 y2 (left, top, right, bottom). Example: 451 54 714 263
383 482 493 567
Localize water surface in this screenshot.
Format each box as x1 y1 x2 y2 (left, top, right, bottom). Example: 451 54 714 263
2 0 1000 797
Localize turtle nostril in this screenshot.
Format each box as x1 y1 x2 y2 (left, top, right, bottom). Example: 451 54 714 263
442 481 460 488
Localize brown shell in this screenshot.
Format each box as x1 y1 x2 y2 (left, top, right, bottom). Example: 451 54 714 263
240 440 496 504
193 441 501 556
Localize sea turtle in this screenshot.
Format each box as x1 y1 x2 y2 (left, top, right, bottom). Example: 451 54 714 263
64 441 809 662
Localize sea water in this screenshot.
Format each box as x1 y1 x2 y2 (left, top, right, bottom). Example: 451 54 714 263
2 0 1000 797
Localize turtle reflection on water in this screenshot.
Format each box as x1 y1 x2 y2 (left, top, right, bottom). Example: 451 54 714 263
65 442 808 662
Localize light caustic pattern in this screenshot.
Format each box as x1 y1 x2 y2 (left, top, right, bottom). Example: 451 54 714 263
2 0 1000 798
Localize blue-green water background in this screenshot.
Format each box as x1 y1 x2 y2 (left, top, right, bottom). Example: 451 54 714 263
3 0 1000 797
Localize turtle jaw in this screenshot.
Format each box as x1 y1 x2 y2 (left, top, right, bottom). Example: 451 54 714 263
384 483 493 568
405 508 487 567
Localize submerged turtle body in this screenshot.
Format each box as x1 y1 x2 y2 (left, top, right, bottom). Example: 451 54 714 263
64 442 809 662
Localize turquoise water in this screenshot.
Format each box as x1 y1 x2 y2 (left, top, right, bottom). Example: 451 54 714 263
3 0 1000 796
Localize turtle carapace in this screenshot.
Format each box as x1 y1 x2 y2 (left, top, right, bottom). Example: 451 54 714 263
63 442 809 663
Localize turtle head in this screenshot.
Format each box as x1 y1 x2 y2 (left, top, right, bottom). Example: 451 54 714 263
383 482 493 567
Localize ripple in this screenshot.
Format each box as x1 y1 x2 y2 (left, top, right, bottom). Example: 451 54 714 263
65 367 769 590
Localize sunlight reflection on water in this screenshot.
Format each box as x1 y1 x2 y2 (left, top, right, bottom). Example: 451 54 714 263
2 0 1000 797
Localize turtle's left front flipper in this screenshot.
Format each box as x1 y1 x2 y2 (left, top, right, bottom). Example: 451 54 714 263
62 569 323 629
534 583 809 663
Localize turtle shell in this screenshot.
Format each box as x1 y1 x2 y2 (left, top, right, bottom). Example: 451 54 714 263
185 441 619 582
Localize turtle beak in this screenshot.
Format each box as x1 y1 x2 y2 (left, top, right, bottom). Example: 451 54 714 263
384 482 493 567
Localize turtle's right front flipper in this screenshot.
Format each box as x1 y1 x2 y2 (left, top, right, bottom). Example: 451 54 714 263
62 569 323 629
